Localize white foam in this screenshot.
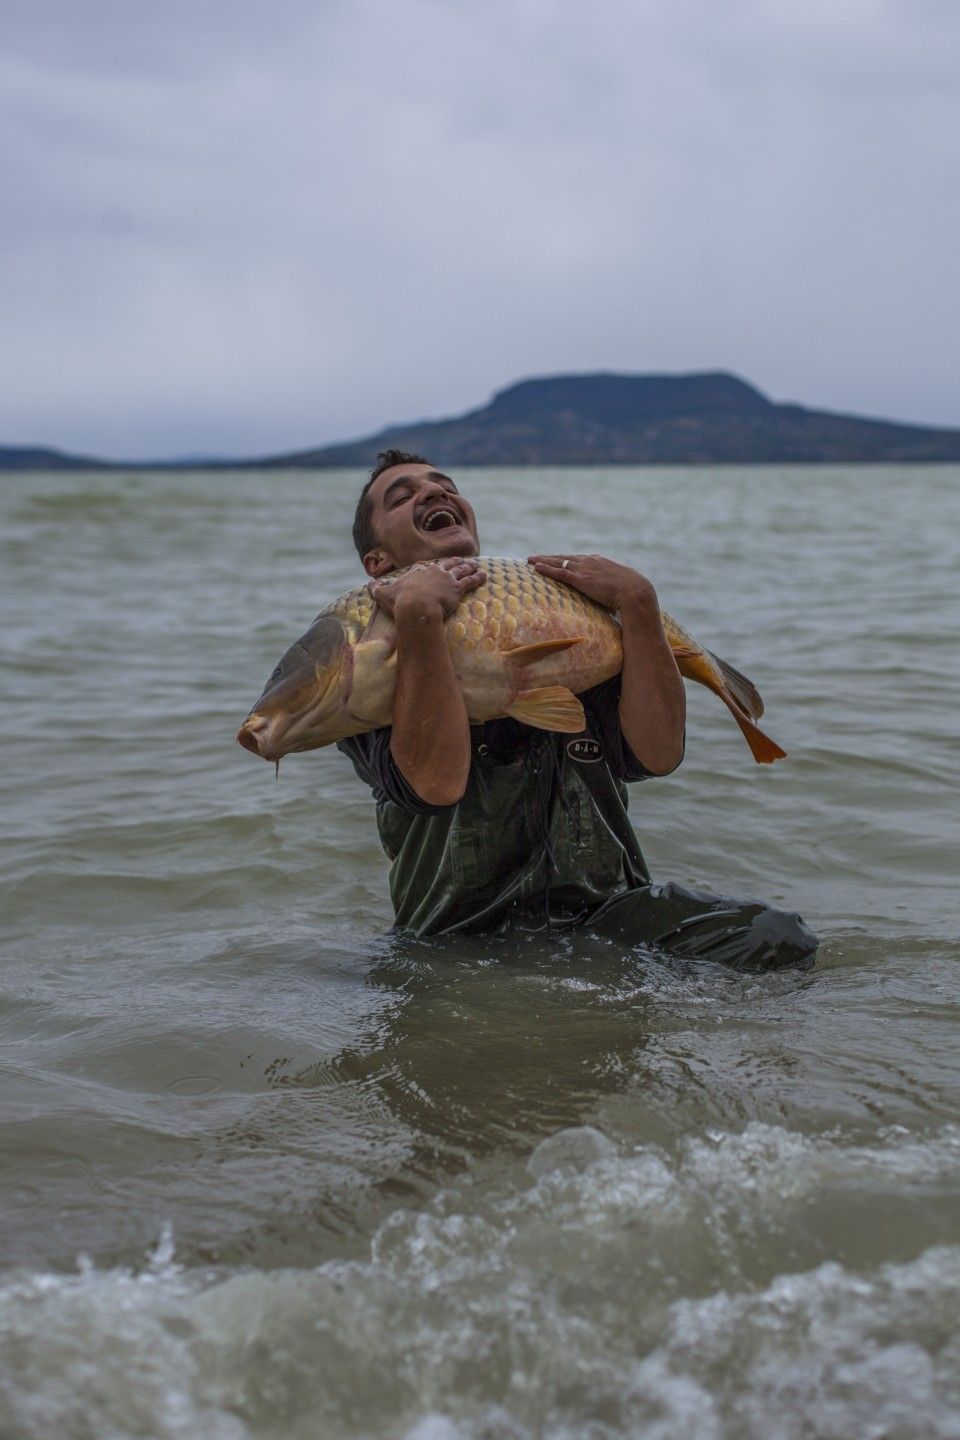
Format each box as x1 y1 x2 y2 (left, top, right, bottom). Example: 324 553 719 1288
3 1125 960 1439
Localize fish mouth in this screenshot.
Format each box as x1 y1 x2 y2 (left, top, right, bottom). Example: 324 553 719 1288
237 715 276 761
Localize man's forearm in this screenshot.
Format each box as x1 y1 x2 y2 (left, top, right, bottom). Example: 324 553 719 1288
390 598 472 806
619 589 686 775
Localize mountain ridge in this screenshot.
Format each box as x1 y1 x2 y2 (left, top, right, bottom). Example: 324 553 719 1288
4 371 960 469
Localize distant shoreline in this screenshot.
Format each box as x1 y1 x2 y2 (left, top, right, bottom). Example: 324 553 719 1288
6 460 960 478
5 369 960 470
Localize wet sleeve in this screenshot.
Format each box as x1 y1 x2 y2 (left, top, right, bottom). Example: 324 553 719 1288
581 677 684 783
337 730 452 815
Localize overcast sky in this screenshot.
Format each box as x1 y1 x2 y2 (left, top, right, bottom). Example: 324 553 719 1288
2 0 958 458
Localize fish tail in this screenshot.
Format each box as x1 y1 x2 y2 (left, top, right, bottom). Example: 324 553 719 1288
673 647 786 764
721 699 787 764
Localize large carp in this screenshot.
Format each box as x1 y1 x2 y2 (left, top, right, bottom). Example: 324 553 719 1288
237 557 786 765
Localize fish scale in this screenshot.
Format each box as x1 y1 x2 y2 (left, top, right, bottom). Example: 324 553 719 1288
239 559 787 764
331 558 607 653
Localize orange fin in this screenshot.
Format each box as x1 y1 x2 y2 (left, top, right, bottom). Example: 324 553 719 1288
670 643 701 661
727 706 787 764
675 646 784 761
502 637 584 665
504 685 586 732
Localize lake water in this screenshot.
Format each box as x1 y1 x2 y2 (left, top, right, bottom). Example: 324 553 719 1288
1 464 959 1439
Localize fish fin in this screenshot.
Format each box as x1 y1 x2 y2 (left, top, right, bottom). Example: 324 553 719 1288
362 607 397 647
669 643 701 660
674 647 766 723
702 670 785 762
674 647 783 761
502 637 584 665
725 705 787 764
710 651 765 720
504 685 586 732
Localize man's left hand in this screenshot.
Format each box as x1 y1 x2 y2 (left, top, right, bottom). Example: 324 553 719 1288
528 554 657 612
531 552 684 775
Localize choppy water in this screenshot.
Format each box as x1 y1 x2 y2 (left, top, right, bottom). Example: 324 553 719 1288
2 464 959 1439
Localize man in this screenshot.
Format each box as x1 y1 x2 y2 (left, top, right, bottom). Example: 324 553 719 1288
338 450 817 968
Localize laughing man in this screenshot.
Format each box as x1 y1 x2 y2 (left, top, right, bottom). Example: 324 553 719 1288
338 450 817 968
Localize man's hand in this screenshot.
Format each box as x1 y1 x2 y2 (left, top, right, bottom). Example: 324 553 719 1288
530 552 685 776
528 553 654 611
371 558 485 808
370 556 486 621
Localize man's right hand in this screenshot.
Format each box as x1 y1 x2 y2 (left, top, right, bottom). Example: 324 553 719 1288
370 558 484 807
369 557 486 622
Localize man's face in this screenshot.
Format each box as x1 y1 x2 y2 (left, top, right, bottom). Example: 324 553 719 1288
362 463 480 575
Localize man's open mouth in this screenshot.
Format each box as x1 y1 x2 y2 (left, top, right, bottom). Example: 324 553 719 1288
420 507 462 533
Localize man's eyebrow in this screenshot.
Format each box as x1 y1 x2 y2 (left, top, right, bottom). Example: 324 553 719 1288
381 471 457 503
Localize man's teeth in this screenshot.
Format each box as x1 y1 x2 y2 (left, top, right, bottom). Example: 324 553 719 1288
423 509 459 532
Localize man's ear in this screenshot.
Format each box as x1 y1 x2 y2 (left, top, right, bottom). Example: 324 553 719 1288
363 550 395 578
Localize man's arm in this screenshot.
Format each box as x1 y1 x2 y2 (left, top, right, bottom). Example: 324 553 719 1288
369 558 485 806
528 553 685 776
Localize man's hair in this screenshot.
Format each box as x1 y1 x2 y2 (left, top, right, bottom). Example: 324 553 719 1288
352 449 432 560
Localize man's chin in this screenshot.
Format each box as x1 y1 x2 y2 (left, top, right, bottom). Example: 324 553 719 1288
416 528 479 559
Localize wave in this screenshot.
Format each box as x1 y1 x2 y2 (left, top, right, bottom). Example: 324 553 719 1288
2 1123 959 1439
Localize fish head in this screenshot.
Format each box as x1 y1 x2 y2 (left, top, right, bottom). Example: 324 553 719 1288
237 614 349 761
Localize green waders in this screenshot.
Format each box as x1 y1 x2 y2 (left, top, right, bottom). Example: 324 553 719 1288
370 731 816 970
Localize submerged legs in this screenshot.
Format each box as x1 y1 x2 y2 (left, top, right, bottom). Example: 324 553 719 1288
584 881 818 971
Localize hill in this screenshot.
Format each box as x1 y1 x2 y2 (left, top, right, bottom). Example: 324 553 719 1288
4 371 960 469
260 372 960 467
0 445 112 471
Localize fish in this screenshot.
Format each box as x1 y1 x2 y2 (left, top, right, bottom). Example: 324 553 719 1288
237 557 786 765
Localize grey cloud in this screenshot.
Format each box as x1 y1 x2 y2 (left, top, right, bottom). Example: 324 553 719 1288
1 0 958 457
